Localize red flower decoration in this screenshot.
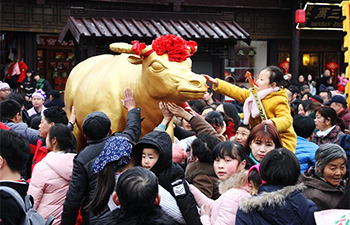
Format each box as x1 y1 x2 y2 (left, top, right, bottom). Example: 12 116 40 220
131 40 146 56
151 34 197 62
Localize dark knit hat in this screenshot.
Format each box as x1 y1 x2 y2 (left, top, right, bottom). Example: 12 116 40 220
83 111 111 140
310 95 323 104
49 90 60 99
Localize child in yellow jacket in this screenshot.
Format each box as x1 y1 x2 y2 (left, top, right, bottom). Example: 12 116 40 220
204 65 296 152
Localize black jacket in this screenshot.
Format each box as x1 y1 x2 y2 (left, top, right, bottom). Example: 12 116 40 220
21 77 36 98
0 181 29 225
132 130 201 225
61 108 142 225
44 98 65 108
106 206 177 225
236 183 318 225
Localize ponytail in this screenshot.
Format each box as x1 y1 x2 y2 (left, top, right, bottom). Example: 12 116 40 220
85 163 116 215
266 65 290 88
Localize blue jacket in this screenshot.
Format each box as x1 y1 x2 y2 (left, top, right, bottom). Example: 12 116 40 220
295 136 319 173
236 184 318 225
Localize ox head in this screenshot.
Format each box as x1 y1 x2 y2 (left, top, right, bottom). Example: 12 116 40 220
110 35 208 104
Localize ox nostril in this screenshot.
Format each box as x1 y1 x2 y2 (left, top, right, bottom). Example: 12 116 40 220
189 80 201 87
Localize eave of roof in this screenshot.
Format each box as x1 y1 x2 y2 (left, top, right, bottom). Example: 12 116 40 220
59 11 251 45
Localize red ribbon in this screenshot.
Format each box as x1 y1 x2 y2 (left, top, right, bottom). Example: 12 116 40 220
131 40 146 56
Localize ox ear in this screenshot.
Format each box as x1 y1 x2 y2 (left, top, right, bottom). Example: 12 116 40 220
110 43 134 54
127 55 143 65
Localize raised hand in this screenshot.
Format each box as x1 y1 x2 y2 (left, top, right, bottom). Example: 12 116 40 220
167 102 194 122
159 101 173 123
202 74 218 86
69 106 76 125
121 88 136 111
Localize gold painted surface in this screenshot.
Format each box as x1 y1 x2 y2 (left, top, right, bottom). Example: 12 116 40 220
65 42 207 150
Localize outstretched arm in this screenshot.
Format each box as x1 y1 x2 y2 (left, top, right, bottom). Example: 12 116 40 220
116 88 142 142
167 103 193 122
203 74 218 86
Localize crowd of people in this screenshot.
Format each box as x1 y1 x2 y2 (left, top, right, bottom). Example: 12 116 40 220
0 66 349 225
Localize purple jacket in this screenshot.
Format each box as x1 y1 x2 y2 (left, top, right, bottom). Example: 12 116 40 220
339 108 350 129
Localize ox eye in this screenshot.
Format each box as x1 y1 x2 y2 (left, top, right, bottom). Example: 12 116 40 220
150 61 166 72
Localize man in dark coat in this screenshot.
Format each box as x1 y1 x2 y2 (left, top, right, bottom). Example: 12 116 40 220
61 90 142 225
0 130 30 225
44 90 65 108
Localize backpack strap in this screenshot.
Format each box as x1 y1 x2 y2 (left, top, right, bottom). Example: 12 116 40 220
0 186 26 212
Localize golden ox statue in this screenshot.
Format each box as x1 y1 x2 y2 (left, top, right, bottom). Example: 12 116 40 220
64 35 207 150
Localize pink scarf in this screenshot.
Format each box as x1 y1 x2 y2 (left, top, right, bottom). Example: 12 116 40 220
243 87 279 125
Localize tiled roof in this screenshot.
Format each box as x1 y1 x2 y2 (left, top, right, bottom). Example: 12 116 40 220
59 14 251 44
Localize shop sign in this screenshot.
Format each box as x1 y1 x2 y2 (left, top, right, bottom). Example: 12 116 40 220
297 3 343 30
37 35 74 47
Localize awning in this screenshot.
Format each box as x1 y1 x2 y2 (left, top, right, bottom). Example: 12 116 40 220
59 11 251 45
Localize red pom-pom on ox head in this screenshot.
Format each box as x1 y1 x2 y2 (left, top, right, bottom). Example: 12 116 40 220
152 34 197 62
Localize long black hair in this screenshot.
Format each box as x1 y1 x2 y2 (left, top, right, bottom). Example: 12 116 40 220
213 141 254 170
47 124 75 153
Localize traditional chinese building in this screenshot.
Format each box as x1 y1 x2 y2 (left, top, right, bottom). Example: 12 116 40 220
0 0 344 92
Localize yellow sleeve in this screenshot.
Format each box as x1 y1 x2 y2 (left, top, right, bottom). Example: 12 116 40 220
213 79 250 103
268 97 293 132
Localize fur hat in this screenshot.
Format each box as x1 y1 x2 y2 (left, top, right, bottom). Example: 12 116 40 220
0 81 10 91
31 89 46 101
82 111 111 140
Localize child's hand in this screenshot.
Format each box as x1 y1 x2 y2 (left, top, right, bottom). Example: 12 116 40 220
200 204 211 217
202 74 218 86
159 101 173 121
121 88 136 111
167 103 186 118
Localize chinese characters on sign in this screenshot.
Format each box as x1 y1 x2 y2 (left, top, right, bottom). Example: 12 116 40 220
297 3 342 30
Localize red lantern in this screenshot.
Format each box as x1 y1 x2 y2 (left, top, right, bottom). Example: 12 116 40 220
295 9 305 23
326 60 339 76
279 61 289 74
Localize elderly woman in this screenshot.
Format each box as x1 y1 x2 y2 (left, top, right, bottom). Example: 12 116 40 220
300 143 347 210
311 106 344 145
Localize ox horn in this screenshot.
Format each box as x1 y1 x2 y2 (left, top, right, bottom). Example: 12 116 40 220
188 46 198 54
109 43 152 55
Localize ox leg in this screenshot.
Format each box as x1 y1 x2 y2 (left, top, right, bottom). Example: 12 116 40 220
73 128 88 152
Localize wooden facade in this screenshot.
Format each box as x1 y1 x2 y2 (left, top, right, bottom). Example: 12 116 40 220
0 0 345 89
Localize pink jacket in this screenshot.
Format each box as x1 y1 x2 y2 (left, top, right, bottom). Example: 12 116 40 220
28 151 75 225
190 169 251 225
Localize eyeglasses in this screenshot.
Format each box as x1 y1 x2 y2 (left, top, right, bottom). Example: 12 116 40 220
0 89 10 92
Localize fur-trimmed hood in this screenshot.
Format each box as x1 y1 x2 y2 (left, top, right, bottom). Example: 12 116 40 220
238 183 304 213
185 161 217 183
218 169 248 194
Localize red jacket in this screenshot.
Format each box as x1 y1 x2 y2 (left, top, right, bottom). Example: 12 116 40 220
0 122 10 130
32 139 50 172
